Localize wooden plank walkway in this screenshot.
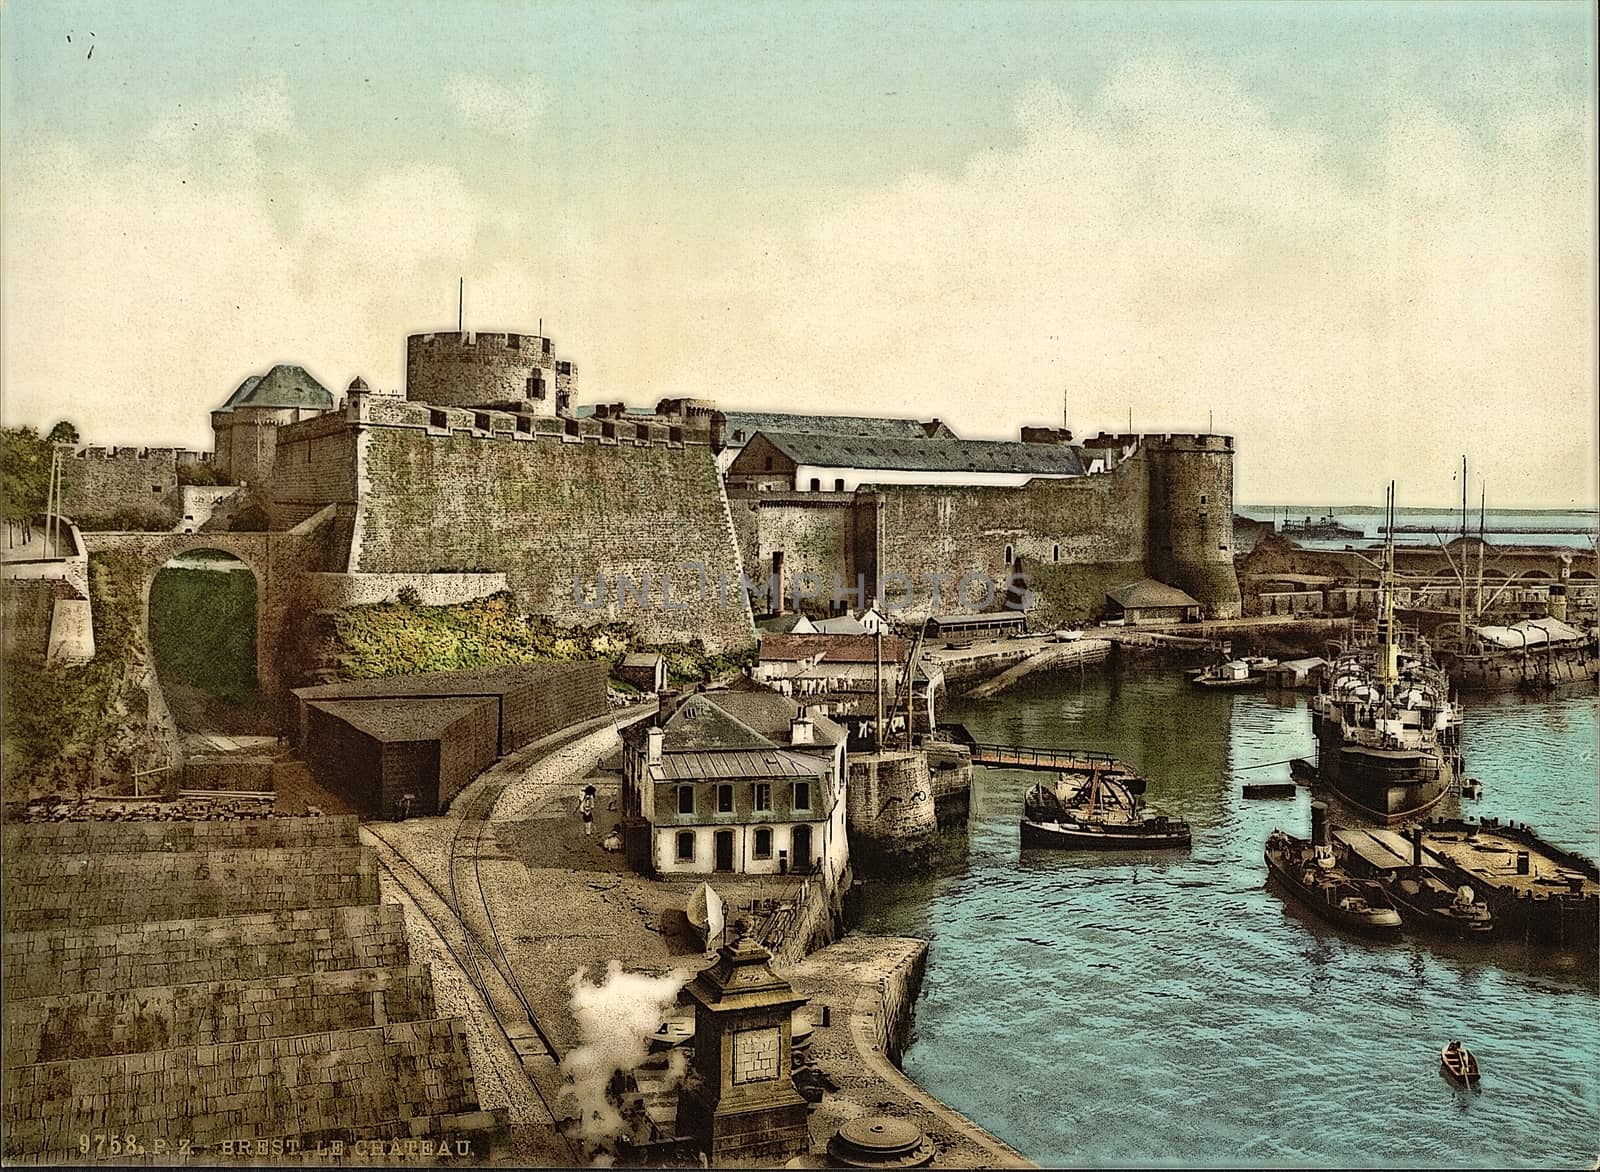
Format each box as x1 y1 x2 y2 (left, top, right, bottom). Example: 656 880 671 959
966 744 1125 773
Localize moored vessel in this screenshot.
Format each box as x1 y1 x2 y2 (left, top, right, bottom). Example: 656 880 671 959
1021 756 1191 850
1309 484 1461 822
1264 803 1402 936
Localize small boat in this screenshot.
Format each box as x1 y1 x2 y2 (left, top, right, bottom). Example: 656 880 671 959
1243 782 1298 800
1461 777 1483 800
1190 659 1268 689
1289 758 1318 784
686 881 724 950
1022 761 1191 851
1390 876 1493 936
1265 826 1402 936
1440 1041 1481 1085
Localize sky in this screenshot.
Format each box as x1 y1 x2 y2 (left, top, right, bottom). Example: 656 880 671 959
1 0 1595 508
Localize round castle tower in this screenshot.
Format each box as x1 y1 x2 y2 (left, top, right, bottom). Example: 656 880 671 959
1144 434 1243 619
405 331 575 415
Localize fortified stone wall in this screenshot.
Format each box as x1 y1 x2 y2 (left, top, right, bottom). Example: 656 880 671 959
355 425 754 650
871 449 1149 622
60 447 205 527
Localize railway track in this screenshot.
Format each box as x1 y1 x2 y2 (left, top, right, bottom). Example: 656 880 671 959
363 811 577 1163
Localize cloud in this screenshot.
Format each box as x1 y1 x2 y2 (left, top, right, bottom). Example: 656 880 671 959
1 59 1592 508
444 74 547 137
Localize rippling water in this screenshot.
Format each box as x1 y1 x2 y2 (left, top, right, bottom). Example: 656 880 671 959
857 666 1600 1167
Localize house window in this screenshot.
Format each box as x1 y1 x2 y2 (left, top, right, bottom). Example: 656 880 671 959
678 786 695 815
718 784 734 814
753 827 773 859
793 782 811 811
734 429 746 442
810 477 821 491
834 478 845 491
764 457 773 471
676 831 695 862
753 783 771 812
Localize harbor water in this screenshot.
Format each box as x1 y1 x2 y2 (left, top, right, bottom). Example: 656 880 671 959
858 665 1599 1167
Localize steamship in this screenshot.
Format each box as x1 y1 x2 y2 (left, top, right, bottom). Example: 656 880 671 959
1308 486 1461 823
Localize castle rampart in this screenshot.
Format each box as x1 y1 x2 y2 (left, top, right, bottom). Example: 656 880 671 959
60 446 211 528
405 330 577 415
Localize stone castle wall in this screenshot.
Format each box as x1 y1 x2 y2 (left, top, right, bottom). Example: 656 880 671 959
352 422 754 650
60 447 208 527
846 751 938 869
1146 434 1242 619
871 448 1150 621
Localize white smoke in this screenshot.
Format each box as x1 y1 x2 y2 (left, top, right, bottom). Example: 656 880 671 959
561 961 690 1157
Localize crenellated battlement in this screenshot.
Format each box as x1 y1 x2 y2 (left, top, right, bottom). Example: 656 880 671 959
70 446 209 464
1145 432 1234 452
283 392 718 450
405 329 577 415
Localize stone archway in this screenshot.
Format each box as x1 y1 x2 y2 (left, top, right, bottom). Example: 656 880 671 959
147 548 265 732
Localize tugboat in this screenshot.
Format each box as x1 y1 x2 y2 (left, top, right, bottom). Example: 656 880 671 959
1021 755 1191 850
1388 875 1493 936
1265 803 1402 936
1308 484 1462 822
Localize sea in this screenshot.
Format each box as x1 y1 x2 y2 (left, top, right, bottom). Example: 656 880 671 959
1238 506 1598 553
857 666 1600 1167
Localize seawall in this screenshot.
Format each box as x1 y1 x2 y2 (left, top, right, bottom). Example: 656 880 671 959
788 935 1031 1168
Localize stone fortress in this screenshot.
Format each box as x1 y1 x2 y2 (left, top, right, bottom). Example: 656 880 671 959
51 320 1242 696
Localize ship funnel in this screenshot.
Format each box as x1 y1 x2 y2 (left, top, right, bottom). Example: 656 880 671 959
1409 825 1423 867
1310 801 1330 847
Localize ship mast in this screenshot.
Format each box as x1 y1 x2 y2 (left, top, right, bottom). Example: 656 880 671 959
1376 481 1399 694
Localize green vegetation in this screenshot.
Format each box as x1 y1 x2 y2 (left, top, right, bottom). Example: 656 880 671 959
322 591 754 684
74 507 176 532
1 551 149 803
176 462 223 486
148 565 258 704
1 421 78 526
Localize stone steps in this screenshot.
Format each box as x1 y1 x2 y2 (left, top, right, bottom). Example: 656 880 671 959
1 814 356 856
3 904 409 1001
1 1018 496 1162
2 845 379 930
3 965 438 1065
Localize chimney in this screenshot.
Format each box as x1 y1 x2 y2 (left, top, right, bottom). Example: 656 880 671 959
646 726 664 765
1310 801 1329 847
1410 825 1423 867
789 713 814 746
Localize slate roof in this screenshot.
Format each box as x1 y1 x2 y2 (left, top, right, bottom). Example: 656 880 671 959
657 689 846 751
722 412 951 443
752 431 1086 476
216 364 334 412
655 749 828 781
292 664 583 701
620 652 665 669
1106 578 1202 610
759 633 909 663
755 613 817 634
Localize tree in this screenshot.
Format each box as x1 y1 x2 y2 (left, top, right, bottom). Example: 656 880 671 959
2 420 80 534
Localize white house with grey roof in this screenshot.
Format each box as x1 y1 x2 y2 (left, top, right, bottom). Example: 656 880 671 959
726 430 1088 493
620 687 850 880
712 411 954 473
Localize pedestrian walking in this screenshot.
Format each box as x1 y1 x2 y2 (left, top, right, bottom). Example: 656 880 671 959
578 785 596 837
